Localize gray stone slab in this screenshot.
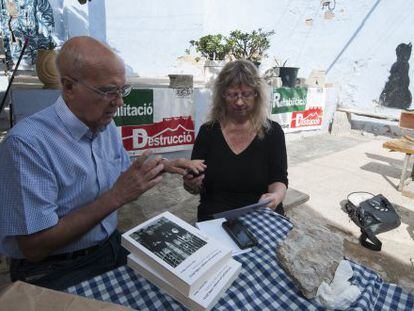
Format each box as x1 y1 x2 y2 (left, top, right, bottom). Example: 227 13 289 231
276 219 344 299
284 188 310 211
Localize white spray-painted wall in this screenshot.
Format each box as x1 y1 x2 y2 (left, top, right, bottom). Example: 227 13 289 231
53 0 414 117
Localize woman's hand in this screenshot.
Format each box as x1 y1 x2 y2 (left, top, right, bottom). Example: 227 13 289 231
260 182 287 210
163 159 206 176
259 193 279 210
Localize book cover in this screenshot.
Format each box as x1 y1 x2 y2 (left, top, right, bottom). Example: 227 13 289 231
121 212 232 295
127 254 241 311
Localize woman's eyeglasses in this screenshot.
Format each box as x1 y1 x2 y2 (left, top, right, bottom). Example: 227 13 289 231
67 76 132 101
222 91 257 101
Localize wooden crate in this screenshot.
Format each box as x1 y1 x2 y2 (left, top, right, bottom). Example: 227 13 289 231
399 111 414 130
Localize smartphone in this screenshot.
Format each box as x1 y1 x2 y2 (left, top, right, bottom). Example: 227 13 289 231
222 219 258 249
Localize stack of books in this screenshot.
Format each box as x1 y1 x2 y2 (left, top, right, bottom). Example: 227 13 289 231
121 212 241 311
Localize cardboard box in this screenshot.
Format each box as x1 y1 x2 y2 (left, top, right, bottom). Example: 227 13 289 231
0 281 132 311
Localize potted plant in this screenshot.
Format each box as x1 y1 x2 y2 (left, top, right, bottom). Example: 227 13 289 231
188 34 231 83
188 34 230 62
275 59 300 88
226 28 275 66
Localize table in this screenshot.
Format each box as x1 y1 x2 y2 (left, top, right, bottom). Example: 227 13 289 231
383 137 414 191
66 210 414 310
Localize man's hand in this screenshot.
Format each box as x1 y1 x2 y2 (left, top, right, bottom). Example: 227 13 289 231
163 159 206 176
109 150 164 207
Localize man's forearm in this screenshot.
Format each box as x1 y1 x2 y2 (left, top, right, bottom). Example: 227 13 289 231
17 152 164 262
17 190 121 262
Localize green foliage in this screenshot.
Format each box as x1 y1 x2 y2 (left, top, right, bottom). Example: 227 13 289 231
227 28 275 64
189 34 230 60
188 29 275 64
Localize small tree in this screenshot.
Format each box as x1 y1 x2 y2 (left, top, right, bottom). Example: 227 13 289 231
227 28 275 65
188 34 230 61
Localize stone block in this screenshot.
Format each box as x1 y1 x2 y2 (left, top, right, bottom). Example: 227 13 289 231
330 111 351 135
276 221 344 299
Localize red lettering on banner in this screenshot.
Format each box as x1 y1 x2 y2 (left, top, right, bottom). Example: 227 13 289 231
121 117 195 151
290 108 323 128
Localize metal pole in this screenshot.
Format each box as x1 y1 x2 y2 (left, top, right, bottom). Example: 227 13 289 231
0 37 28 128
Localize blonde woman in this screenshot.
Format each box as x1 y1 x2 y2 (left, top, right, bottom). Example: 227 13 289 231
184 60 288 221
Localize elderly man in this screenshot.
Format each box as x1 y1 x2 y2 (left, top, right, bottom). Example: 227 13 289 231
0 36 204 290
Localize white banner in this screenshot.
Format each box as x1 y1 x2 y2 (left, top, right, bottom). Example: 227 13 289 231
270 87 326 133
114 88 195 156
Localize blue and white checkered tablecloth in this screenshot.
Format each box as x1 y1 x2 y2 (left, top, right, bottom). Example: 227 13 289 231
65 210 414 310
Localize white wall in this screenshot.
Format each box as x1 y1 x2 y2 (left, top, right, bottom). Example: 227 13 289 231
104 0 203 77
55 0 414 116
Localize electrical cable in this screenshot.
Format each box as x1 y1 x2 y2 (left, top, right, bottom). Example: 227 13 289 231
293 1 321 66
365 1 414 57
344 191 401 252
366 4 414 59
325 0 382 74
346 191 374 202
344 191 381 251
281 0 311 57
275 0 295 31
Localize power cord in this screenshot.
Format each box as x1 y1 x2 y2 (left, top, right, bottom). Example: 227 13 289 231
346 191 374 209
345 191 382 251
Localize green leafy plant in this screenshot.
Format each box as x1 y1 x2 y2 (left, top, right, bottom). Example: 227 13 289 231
227 28 275 65
188 34 230 61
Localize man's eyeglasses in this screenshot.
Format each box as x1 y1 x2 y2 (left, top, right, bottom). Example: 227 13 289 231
67 76 132 101
222 91 257 101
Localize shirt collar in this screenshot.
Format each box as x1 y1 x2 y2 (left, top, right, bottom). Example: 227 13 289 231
54 96 92 141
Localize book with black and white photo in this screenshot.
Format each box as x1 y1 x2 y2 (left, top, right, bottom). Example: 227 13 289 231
121 211 233 296
127 253 241 311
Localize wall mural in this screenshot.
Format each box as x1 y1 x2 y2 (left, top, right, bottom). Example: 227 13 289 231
379 42 412 110
0 0 56 68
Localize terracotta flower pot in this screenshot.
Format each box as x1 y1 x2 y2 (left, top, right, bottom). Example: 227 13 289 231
36 49 60 89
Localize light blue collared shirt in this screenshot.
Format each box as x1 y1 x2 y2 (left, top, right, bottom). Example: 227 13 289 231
0 96 131 258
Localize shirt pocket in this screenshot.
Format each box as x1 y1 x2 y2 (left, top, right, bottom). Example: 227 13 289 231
104 157 122 190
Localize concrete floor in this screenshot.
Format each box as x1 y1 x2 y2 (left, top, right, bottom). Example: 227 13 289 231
286 132 414 293
1 131 413 294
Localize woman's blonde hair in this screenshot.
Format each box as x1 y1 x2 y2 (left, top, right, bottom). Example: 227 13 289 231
208 59 270 138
